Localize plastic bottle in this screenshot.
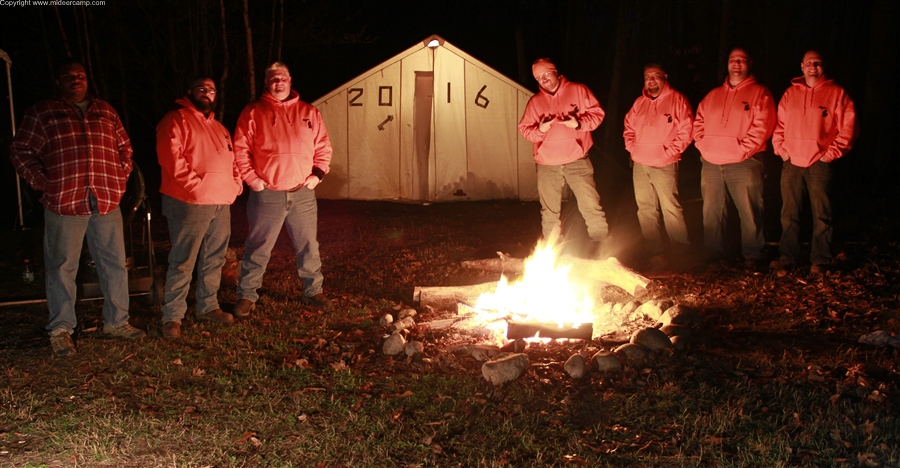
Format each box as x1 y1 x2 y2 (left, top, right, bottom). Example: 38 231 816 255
23 259 35 283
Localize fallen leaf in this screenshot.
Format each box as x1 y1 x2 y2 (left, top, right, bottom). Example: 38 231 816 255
192 368 206 377
330 360 348 371
234 431 256 445
172 358 183 365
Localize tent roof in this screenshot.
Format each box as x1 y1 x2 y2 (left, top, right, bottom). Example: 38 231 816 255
312 34 533 105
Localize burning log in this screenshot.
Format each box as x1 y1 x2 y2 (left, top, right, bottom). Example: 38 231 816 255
412 282 497 309
506 321 593 340
461 255 652 296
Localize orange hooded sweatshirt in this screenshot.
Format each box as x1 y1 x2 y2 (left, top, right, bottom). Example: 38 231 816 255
623 82 694 167
518 76 606 165
772 76 858 167
693 76 776 165
233 90 332 191
156 97 242 205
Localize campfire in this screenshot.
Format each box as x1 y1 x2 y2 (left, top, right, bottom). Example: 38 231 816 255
399 235 700 385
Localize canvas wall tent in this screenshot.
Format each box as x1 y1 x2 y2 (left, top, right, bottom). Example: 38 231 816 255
312 35 538 202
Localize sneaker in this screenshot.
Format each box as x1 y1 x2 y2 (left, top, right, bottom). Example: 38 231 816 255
103 322 146 340
50 329 76 357
302 293 332 309
810 264 829 275
162 321 182 340
233 299 256 319
195 309 234 324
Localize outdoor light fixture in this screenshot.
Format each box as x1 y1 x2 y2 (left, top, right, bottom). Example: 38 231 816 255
423 35 444 49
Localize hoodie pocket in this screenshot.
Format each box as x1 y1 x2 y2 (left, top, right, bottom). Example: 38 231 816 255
695 135 744 163
193 172 239 204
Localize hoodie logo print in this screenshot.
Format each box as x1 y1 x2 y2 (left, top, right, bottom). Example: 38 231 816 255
819 106 828 118
742 101 750 111
302 118 312 129
664 113 673 123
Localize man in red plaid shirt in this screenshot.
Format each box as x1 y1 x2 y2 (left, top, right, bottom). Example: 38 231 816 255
10 60 146 357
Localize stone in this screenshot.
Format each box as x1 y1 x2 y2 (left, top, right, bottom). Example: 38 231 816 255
670 335 687 351
638 300 665 321
660 324 691 338
382 333 406 356
378 313 394 326
398 308 417 320
564 354 589 379
622 300 641 316
391 316 416 332
659 304 702 327
614 343 653 368
405 341 424 356
591 351 623 373
631 327 672 352
471 344 501 361
481 353 530 385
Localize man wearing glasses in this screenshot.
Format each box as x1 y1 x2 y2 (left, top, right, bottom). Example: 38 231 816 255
693 48 776 269
518 58 609 253
10 60 145 356
771 51 858 275
156 77 243 339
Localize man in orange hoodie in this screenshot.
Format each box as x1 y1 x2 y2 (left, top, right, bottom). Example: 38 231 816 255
771 51 858 274
694 48 776 268
232 62 333 316
156 77 243 339
518 58 609 250
623 64 693 269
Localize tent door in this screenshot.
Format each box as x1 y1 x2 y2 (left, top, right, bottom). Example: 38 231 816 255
412 71 434 201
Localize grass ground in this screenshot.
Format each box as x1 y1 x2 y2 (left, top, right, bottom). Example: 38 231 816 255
1 196 898 467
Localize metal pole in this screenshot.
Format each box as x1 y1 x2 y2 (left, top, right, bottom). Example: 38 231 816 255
0 49 25 230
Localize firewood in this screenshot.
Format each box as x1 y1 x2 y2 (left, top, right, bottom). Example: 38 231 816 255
412 282 497 308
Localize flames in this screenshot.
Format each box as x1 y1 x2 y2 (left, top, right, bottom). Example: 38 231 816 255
472 236 598 342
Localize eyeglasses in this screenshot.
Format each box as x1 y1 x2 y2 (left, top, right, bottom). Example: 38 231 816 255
802 61 823 68
534 71 556 81
728 58 749 65
194 86 217 95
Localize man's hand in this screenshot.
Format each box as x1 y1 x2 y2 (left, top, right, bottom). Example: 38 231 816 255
538 115 554 133
248 178 266 192
781 151 790 162
560 115 580 129
303 174 321 190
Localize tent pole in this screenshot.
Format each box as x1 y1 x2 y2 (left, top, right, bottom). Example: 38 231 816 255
0 50 24 230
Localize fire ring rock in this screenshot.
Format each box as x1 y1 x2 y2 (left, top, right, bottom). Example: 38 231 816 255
638 300 666 321
591 351 623 373
631 327 672 352
383 333 407 356
482 353 530 385
614 343 653 368
405 341 425 356
564 354 589 379
660 324 691 339
659 304 702 327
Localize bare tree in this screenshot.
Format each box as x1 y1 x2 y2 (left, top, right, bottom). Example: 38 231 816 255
218 0 230 121
242 0 255 101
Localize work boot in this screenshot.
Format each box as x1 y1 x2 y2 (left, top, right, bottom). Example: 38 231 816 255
103 322 147 340
233 299 256 319
195 309 234 324
162 321 182 340
50 329 76 357
302 293 332 309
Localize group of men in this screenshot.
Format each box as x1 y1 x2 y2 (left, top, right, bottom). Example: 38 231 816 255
518 48 857 274
11 47 858 358
10 60 331 356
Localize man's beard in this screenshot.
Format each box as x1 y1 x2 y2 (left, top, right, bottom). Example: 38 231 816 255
189 96 214 114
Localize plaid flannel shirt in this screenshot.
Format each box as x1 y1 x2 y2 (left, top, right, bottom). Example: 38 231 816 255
10 96 133 216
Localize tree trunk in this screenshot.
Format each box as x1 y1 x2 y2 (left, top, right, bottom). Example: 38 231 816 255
218 0 230 121
242 0 256 101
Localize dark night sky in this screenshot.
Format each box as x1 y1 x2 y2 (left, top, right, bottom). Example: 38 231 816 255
2 0 899 225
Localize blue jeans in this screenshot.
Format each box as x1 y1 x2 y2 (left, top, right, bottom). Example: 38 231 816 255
633 162 690 255
701 156 765 260
536 157 609 241
161 195 232 323
238 188 323 301
43 197 130 334
778 160 833 265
